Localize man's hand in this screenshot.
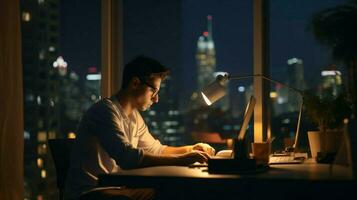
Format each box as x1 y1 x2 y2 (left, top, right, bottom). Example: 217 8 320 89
177 151 211 166
191 143 216 156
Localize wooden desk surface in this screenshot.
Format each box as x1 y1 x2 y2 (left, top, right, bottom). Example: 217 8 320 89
100 159 353 181
98 160 356 199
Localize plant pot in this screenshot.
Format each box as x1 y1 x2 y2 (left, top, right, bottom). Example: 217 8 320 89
308 130 343 162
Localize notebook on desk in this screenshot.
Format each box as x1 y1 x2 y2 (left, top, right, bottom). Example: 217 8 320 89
269 152 307 164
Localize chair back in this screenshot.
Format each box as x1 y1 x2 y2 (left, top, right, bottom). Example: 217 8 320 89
48 138 75 199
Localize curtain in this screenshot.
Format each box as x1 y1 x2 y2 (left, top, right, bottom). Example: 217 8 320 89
0 0 24 199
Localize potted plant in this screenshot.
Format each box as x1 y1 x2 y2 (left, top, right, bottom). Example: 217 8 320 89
303 88 352 163
309 1 357 117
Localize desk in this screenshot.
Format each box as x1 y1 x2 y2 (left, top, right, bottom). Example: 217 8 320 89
98 160 356 200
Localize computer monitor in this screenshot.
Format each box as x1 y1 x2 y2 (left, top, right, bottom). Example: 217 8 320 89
283 100 303 153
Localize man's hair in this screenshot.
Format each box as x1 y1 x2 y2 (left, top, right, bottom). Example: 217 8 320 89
121 56 170 89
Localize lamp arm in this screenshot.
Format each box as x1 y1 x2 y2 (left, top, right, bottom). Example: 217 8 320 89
228 73 304 152
228 74 303 95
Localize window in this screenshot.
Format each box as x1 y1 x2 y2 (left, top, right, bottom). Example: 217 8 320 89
21 0 101 199
123 0 253 150
266 0 349 152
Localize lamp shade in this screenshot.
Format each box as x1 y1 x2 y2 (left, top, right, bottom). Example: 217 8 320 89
201 74 228 105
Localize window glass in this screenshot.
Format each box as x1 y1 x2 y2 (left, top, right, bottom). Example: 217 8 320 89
267 0 349 152
123 0 253 151
21 0 101 199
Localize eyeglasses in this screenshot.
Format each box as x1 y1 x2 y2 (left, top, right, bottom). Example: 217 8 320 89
138 77 159 98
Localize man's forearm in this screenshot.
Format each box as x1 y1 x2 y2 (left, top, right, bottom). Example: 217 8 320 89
161 145 192 155
139 153 181 167
139 151 209 168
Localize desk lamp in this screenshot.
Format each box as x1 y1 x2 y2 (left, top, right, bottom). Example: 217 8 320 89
201 73 304 154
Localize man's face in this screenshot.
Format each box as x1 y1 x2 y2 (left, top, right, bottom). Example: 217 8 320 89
135 76 161 111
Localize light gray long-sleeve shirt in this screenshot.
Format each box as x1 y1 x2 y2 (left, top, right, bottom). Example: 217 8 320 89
64 96 166 200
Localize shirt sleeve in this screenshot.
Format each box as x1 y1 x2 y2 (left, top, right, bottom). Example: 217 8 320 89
135 111 167 155
86 100 144 169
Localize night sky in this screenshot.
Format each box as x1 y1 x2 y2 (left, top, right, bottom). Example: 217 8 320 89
60 0 101 79
268 0 348 87
60 0 349 94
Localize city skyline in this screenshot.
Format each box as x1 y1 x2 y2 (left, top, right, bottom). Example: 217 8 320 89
59 0 349 100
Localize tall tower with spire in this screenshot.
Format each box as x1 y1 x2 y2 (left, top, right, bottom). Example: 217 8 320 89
196 15 216 91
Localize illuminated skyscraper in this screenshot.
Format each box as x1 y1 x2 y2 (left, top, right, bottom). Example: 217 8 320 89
286 58 306 112
196 15 216 91
84 67 101 111
287 58 306 90
20 1 70 199
194 16 229 111
320 65 343 97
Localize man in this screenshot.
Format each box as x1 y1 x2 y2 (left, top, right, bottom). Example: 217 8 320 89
64 56 215 200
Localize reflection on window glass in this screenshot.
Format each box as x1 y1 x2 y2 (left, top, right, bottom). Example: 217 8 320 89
268 0 349 152
21 0 101 199
123 0 253 151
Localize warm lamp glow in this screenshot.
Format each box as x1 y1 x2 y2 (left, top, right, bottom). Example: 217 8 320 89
200 74 228 105
201 92 212 105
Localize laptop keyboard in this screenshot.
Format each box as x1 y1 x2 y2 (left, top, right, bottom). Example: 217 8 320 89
269 154 306 164
188 152 307 167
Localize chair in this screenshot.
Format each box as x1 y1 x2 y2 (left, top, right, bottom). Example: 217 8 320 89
49 138 137 200
48 138 75 200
